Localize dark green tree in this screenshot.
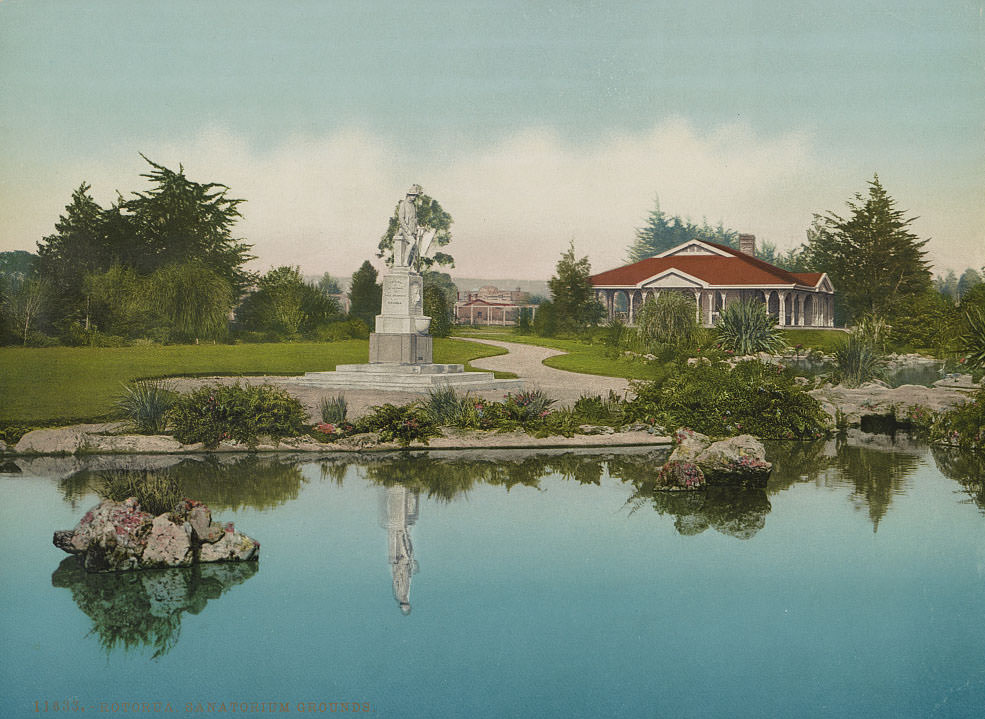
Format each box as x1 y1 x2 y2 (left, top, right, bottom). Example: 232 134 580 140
548 241 605 332
348 260 382 329
626 198 738 262
123 156 254 295
0 250 38 280
423 285 451 337
36 183 110 328
515 307 533 334
801 175 931 323
378 191 454 272
235 266 341 338
149 262 234 343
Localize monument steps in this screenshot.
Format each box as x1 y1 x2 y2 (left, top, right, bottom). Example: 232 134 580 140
293 365 524 391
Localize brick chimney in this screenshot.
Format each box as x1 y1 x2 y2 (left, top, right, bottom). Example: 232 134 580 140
738 233 756 256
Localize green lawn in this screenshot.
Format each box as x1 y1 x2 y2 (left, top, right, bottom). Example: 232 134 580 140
780 328 850 353
454 328 668 380
0 338 506 425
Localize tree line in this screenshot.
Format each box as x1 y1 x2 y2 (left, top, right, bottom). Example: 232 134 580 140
0 160 456 346
530 174 984 356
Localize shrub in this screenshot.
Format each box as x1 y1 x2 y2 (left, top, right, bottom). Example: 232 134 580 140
930 390 985 450
834 334 883 387
115 379 178 434
168 382 308 448
572 391 626 425
637 293 698 350
715 300 785 355
423 386 466 425
626 359 829 439
532 300 558 337
319 393 348 424
500 389 556 423
959 306 985 370
98 469 182 516
310 319 369 342
515 307 533 334
356 403 440 446
423 285 451 338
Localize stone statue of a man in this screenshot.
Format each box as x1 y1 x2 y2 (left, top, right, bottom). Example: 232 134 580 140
395 184 421 267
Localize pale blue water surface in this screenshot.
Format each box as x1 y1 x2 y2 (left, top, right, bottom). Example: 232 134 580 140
1 440 983 718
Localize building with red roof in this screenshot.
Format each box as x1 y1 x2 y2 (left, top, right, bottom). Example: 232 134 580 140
590 234 834 327
454 285 539 325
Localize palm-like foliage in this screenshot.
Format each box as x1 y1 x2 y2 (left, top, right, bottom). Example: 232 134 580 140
319 393 348 424
715 300 785 355
115 379 177 434
960 307 985 370
834 335 883 387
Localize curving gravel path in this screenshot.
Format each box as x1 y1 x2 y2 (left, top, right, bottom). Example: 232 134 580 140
171 338 631 421
455 337 630 405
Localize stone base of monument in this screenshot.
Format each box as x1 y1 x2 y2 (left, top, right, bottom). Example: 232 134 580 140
296 362 524 391
369 332 432 364
296 262 523 392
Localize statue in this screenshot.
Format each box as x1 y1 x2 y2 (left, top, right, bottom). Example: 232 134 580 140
395 184 421 267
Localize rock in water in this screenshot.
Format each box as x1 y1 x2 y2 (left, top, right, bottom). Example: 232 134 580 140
654 460 706 491
657 432 772 489
694 435 772 487
668 429 713 463
53 498 259 572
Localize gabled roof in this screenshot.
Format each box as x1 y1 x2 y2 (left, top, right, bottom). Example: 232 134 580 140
591 240 826 289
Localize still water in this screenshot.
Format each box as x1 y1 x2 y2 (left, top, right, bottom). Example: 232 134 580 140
1 440 984 718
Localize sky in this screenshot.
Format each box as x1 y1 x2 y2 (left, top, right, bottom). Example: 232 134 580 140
1 0 982 281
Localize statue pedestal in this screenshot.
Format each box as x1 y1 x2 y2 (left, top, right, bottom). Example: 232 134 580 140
370 266 432 364
297 262 523 392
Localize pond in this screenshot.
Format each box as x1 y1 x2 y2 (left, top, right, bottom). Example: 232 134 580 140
1 440 983 718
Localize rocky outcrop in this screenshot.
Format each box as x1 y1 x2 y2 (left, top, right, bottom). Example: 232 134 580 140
809 383 975 426
693 435 772 486
654 460 706 491
53 498 259 572
656 430 772 489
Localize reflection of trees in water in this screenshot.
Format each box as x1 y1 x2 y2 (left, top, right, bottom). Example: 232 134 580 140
832 441 921 531
931 447 985 514
56 456 307 512
51 557 257 658
763 440 831 491
361 456 544 500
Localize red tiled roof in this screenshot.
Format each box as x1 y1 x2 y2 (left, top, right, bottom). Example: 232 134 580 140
792 272 824 287
590 241 818 288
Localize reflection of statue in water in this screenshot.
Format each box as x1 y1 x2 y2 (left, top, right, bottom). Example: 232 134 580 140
395 184 421 267
381 485 419 614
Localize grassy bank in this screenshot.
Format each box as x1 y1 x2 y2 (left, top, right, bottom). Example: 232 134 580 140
454 328 668 380
0 338 507 425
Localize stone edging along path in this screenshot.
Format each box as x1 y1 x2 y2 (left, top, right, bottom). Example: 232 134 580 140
7 339 659 457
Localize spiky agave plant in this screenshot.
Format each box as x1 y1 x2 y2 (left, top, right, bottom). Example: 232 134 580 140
715 300 786 355
319 393 349 424
834 334 883 387
115 379 178 434
960 307 985 370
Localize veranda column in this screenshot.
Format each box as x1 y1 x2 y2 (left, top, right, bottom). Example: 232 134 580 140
628 292 635 325
778 292 786 327
692 290 702 324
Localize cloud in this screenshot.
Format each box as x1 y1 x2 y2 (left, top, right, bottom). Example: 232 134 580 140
3 120 981 281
